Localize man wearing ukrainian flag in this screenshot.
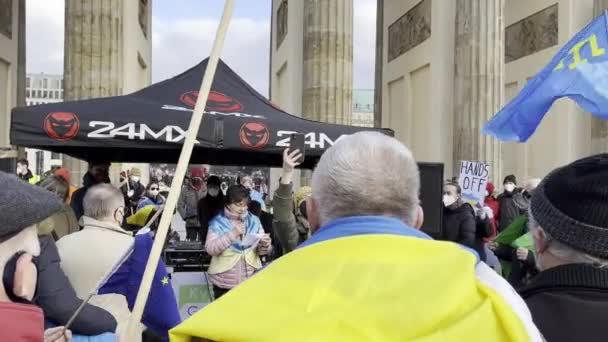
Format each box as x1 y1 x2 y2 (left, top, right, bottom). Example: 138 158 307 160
170 132 543 341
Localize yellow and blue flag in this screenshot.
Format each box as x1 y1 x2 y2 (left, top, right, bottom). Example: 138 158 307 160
484 11 608 141
170 217 536 341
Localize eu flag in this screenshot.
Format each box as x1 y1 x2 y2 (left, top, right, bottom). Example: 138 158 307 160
483 12 608 142
98 232 181 339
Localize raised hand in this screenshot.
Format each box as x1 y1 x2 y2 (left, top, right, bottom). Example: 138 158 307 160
281 148 303 184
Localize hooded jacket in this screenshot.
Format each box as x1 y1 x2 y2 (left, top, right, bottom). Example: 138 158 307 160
178 185 206 228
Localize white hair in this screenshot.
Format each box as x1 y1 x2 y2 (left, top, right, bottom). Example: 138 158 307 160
312 131 420 226
529 213 608 268
84 184 125 220
524 178 541 193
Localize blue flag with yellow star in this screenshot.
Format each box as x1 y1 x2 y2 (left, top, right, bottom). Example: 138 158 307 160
483 11 608 142
99 232 181 339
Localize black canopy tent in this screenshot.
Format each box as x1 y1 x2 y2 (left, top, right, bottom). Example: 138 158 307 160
11 59 392 168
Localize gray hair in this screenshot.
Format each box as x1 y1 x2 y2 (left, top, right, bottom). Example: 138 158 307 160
312 131 420 226
528 213 608 268
83 184 125 220
39 176 70 203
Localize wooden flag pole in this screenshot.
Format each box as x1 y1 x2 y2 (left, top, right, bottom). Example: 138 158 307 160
124 0 236 339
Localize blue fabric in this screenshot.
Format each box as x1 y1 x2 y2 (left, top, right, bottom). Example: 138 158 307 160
136 196 164 211
209 211 261 252
298 216 479 262
483 12 608 142
99 233 181 340
45 321 115 342
249 189 266 211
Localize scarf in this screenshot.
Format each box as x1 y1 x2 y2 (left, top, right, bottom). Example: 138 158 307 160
209 208 259 252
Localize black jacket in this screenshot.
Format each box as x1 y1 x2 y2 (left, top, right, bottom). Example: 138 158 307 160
442 202 476 249
520 263 608 342
497 191 527 232
197 193 225 239
71 172 110 221
36 235 117 335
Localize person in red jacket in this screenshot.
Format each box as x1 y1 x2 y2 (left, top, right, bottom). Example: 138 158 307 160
484 182 500 239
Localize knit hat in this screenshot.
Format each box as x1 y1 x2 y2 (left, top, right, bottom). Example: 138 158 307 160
131 167 142 177
503 174 517 185
54 168 71 183
0 171 63 242
531 154 608 259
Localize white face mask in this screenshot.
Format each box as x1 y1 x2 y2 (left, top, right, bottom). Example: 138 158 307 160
208 187 220 197
131 176 140 183
485 190 490 197
504 183 516 193
149 190 159 197
16 165 26 175
443 194 457 207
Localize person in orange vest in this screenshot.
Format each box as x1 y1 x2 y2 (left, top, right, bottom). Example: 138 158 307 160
54 168 77 205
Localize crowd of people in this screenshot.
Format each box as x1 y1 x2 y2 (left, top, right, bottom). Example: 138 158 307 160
3 132 608 341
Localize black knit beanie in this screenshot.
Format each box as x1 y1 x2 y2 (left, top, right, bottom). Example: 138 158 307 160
503 174 517 185
531 154 608 259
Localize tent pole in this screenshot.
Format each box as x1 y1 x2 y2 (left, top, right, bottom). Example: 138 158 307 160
124 0 236 339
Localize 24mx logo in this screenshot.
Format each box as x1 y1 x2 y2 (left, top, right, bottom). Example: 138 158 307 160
87 121 195 143
276 130 344 150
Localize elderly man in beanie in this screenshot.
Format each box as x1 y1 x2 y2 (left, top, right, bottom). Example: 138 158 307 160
520 154 608 342
0 171 72 341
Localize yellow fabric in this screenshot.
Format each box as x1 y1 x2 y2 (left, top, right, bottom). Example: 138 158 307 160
127 205 156 226
170 235 531 342
207 247 262 275
293 186 312 208
28 174 40 185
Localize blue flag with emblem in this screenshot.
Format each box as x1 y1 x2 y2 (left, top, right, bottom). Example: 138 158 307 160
483 11 608 142
98 232 181 339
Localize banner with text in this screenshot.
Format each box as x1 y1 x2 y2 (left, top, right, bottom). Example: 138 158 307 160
458 160 490 205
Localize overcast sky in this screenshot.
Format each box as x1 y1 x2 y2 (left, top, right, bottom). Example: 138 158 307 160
26 0 376 96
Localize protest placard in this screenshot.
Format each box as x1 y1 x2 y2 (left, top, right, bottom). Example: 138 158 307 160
458 160 490 205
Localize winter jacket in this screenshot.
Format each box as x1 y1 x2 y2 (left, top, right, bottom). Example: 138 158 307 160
272 183 310 253
71 172 110 221
520 263 608 342
121 181 145 215
442 202 476 250
177 186 206 228
38 204 80 239
497 191 527 232
57 216 143 337
484 196 500 232
36 235 117 335
18 169 40 184
473 215 494 262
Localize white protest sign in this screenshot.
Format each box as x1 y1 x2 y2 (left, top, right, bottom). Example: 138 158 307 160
458 160 490 204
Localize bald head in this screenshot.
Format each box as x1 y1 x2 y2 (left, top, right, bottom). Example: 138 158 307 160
311 132 420 227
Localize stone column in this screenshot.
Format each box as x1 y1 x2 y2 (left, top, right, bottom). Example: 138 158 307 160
302 0 353 125
63 0 123 186
453 0 504 184
373 0 383 128
592 0 608 153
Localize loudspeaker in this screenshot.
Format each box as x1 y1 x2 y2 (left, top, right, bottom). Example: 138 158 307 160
418 162 444 239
